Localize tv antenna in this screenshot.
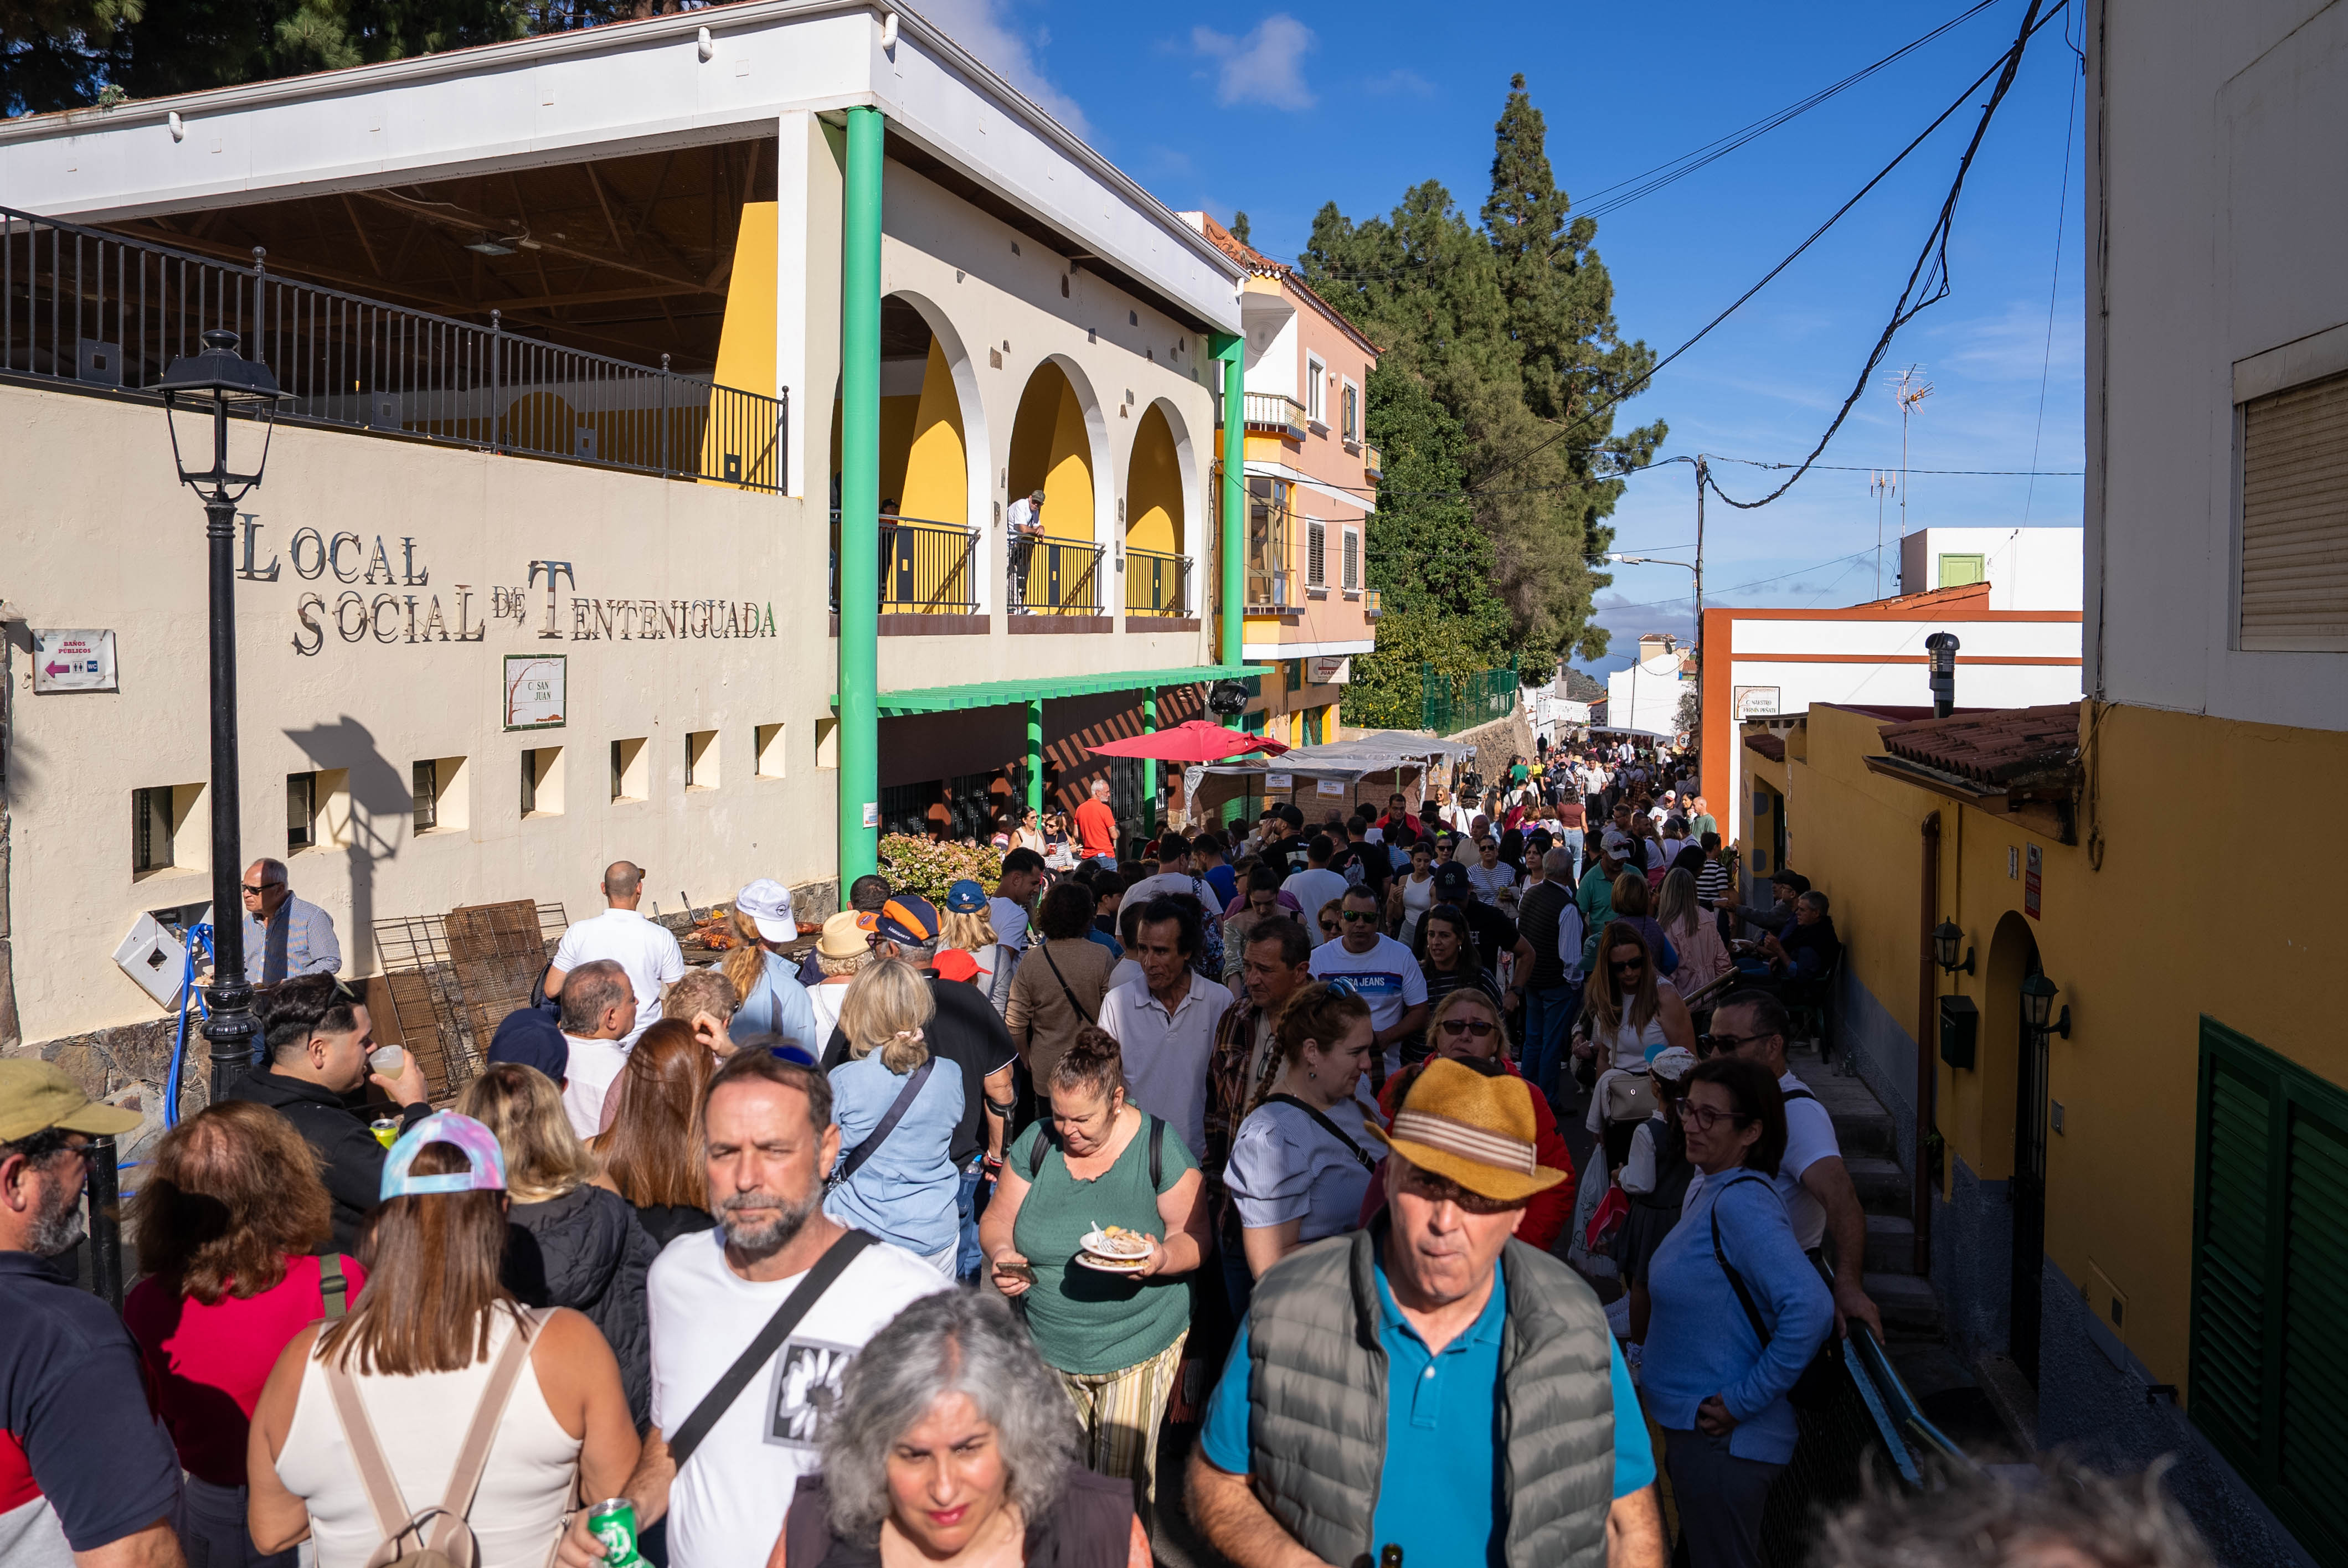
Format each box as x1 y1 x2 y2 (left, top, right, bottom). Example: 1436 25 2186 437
1891 365 1934 542
1870 470 1898 597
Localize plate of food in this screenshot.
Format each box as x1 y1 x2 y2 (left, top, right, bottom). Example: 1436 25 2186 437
1079 1224 1152 1265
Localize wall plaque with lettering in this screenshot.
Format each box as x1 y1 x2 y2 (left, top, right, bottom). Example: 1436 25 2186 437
504 654 567 730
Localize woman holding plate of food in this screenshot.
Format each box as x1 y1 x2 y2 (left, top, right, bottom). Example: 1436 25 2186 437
981 1026 1207 1513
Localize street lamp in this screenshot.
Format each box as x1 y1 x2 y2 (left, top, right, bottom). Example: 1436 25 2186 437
1932 919 1975 976
2020 971 2072 1041
157 328 287 1103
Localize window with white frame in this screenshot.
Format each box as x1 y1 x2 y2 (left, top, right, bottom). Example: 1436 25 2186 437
1307 518 1327 589
1305 354 1326 426
1341 380 1361 446
1342 527 1361 592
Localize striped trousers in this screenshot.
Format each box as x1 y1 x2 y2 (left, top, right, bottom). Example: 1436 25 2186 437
1052 1331 1188 1513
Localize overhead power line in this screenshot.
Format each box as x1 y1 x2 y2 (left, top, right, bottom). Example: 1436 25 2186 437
1470 0 2069 497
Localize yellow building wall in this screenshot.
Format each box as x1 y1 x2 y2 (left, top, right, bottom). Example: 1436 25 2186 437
876 398 918 510
1126 403 1182 555
1007 363 1094 540
703 201 777 489
898 338 967 527
1785 699 2348 1404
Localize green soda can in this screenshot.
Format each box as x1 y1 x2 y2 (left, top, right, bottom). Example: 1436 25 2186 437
586 1499 641 1568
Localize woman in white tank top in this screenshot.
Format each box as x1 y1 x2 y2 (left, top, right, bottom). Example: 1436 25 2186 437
1578 919 1698 1136
245 1112 640 1568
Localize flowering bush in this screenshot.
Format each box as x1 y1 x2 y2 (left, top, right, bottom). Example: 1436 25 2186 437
878 834 1004 905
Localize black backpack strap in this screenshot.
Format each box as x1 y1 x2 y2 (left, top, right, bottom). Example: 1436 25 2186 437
1780 1086 1817 1105
666 1230 878 1470
1027 1118 1058 1182
1263 1094 1376 1173
833 1059 935 1186
317 1253 348 1321
1149 1115 1165 1190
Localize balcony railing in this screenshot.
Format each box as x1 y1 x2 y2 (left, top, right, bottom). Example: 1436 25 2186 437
828 513 981 614
1012 537 1104 616
1216 389 1308 443
1364 588 1383 620
1362 441 1382 482
1 203 786 491
1125 549 1191 616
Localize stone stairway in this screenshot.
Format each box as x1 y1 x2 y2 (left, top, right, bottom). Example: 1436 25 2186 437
1784 1044 1942 1340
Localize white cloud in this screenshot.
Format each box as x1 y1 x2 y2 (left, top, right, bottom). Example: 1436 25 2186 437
1363 68 1435 99
1191 15 1317 111
915 0 1091 138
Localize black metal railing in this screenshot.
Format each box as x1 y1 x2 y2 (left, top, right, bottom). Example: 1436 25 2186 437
827 512 980 614
1 204 786 492
1011 537 1104 616
1125 548 1190 615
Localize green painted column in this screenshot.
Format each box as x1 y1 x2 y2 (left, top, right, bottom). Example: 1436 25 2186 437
1141 690 1158 832
837 106 884 901
1025 699 1044 817
1211 332 1246 671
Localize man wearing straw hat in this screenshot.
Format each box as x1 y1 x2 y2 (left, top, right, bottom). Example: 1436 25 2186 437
1188 1058 1664 1568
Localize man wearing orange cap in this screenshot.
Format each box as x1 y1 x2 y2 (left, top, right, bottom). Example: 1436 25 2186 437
1188 1058 1664 1568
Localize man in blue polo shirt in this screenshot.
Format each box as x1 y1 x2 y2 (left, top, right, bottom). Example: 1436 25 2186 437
1187 1058 1662 1568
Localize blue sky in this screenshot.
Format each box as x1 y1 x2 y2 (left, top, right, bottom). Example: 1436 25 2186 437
917 0 2087 675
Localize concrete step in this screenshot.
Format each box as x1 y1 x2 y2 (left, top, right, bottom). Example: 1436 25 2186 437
1848 1155 1912 1215
1787 1046 1899 1160
1866 1272 1944 1337
1865 1213 1919 1276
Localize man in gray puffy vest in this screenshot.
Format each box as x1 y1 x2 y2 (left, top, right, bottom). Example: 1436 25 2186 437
1188 1058 1665 1568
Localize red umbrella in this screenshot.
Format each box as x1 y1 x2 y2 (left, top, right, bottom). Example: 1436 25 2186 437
1083 718 1290 762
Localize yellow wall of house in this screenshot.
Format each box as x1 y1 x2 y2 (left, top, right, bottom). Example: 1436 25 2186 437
1126 403 1182 555
876 397 918 509
1008 362 1094 540
1786 699 2348 1404
703 201 778 488
898 338 967 527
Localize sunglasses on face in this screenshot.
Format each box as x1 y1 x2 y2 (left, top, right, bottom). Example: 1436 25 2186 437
1340 909 1378 924
1394 1162 1518 1215
1682 1102 1753 1133
1698 1030 1770 1054
1320 921 1340 934
1610 956 1646 974
241 883 281 896
1438 1017 1497 1039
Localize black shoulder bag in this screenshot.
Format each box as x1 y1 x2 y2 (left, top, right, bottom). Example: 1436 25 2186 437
665 1229 879 1469
1263 1093 1376 1173
1707 1174 1844 1411
826 1059 937 1193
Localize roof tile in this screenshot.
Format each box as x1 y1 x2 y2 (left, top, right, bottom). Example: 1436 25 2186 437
1877 702 2081 787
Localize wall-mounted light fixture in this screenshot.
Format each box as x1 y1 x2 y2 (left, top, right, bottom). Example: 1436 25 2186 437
1932 919 1975 976
2021 972 2072 1041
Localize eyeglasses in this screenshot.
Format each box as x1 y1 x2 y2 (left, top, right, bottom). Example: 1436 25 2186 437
1609 956 1646 974
1698 1030 1772 1054
240 882 282 896
1438 1017 1497 1039
1339 909 1379 925
1682 1102 1753 1133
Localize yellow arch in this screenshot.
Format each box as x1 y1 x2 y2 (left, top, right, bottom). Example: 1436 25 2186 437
1125 403 1182 555
898 337 967 525
1008 361 1095 541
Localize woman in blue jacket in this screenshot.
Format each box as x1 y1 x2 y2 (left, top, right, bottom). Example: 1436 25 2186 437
1642 1055 1834 1568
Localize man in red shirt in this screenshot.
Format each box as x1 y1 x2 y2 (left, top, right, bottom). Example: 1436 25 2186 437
1073 777 1120 868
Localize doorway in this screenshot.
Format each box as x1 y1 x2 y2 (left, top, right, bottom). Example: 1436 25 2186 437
1987 913 2050 1383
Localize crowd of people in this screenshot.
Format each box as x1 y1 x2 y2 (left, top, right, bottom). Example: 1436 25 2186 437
3 739 2191 1568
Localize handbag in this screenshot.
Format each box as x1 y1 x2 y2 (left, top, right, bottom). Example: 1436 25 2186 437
325 1307 547 1568
1708 1176 1845 1411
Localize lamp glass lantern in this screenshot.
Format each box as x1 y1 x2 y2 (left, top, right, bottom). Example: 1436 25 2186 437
2020 971 2071 1038
1933 919 1974 975
157 329 287 497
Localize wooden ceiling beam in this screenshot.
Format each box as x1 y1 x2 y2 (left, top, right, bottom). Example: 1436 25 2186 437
354 188 718 296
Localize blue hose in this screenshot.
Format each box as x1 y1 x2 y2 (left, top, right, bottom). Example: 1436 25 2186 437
164 924 213 1128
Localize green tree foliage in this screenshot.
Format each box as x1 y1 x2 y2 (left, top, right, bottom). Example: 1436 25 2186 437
1304 73 1663 670
2 0 141 114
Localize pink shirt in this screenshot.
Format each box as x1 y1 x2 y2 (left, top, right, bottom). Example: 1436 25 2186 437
125 1252 367 1487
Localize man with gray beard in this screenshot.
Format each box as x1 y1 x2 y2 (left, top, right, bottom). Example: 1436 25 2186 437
555 1051 950 1568
1 1061 184 1568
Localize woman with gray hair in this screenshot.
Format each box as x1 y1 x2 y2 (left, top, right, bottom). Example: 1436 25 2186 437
770 1290 1149 1567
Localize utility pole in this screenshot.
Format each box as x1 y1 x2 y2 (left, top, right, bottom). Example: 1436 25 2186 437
1871 470 1897 596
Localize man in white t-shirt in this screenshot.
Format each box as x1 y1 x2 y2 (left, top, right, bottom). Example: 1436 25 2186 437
1280 834 1350 945
556 1051 950 1568
991 847 1046 950
1706 989 1884 1341
555 961 637 1139
545 860 686 1049
1307 885 1430 1076
1118 831 1207 910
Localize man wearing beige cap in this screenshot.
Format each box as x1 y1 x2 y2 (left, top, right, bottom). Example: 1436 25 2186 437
1189 1058 1664 1568
1 1061 185 1568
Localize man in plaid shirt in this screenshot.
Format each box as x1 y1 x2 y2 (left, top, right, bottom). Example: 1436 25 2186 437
1201 915 1314 1315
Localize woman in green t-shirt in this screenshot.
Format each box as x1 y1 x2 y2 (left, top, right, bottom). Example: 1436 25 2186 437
981 1026 1207 1510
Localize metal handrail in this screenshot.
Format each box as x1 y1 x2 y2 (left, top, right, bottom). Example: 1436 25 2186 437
1013 537 1104 615
1 202 786 492
1125 548 1191 615
828 511 981 614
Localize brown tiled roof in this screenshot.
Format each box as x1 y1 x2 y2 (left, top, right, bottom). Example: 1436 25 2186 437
1744 733 1785 762
1191 214 1382 358
1877 703 2081 788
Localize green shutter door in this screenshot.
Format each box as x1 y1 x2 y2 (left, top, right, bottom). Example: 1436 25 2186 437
2188 1035 2274 1468
1938 553 1986 587
2279 1108 2348 1543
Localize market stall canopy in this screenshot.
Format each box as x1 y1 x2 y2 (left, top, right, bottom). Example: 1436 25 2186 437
1198 730 1477 781
1589 725 1676 741
1084 719 1290 762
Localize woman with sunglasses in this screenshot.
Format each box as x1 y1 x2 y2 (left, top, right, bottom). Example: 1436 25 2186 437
1371 988 1576 1252
1577 919 1696 1136
1415 904 1503 1060
1226 984 1380 1278
1641 1057 1832 1568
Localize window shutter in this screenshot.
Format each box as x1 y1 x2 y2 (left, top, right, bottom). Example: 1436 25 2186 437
2239 370 2348 651
1343 529 1360 590
1308 519 1326 587
2280 1108 2348 1521
2189 1036 2273 1468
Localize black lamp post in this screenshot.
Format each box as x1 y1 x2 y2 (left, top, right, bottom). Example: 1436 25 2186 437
157 328 286 1103
1932 919 1975 976
2020 971 2072 1041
